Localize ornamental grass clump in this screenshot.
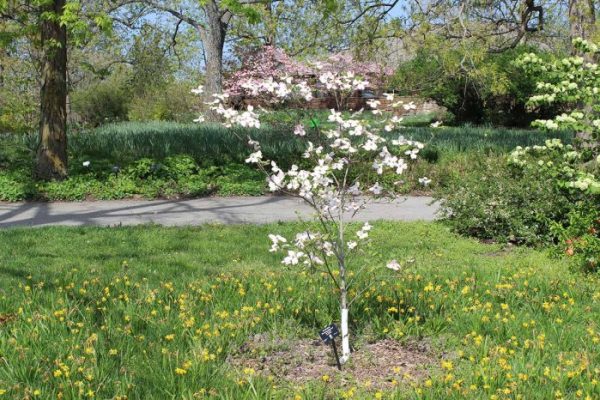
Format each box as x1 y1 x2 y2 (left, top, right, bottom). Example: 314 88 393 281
194 71 426 363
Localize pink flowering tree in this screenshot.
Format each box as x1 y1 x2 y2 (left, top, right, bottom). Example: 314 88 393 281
225 46 312 103
195 72 423 364
313 52 394 91
224 46 394 109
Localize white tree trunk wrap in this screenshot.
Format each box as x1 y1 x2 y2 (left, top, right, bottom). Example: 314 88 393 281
340 307 350 363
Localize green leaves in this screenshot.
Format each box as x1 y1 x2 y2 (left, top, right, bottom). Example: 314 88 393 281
220 0 262 24
517 38 600 146
93 14 112 33
2 1 112 47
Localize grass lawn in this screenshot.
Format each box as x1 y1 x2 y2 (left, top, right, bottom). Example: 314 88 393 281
0 222 598 399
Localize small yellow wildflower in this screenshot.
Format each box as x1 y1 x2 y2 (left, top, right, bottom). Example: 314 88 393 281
441 360 454 371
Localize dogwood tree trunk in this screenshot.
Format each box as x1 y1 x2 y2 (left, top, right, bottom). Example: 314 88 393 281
339 283 351 363
36 0 68 180
338 207 351 364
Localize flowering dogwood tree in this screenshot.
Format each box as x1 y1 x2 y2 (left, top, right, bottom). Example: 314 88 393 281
194 71 423 364
516 38 599 153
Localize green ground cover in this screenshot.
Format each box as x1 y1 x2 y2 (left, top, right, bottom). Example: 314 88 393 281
0 222 597 399
0 122 573 201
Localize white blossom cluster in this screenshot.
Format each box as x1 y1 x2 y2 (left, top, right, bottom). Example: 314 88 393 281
192 71 431 364
508 140 599 194
192 72 423 273
517 39 600 144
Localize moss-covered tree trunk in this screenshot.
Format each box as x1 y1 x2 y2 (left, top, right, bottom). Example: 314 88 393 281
36 0 68 181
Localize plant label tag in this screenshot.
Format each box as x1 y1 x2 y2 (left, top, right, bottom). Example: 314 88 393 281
319 323 340 344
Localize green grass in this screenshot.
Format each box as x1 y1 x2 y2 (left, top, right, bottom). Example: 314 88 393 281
22 121 574 161
0 222 598 399
0 121 574 201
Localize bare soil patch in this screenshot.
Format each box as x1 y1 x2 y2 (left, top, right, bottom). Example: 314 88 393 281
229 334 436 389
0 314 15 325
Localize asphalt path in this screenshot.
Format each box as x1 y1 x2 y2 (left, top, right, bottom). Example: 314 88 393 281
0 196 439 228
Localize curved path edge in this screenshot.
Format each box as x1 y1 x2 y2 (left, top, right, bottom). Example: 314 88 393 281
0 196 439 228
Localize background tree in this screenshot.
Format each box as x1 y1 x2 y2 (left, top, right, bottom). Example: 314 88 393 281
37 0 68 180
569 0 596 43
116 0 274 118
0 0 111 180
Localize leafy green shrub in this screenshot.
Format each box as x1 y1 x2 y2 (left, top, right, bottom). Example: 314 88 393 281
436 158 569 245
516 38 599 154
392 45 555 126
0 64 39 135
0 93 38 135
0 172 34 201
71 73 130 126
436 140 599 249
128 82 198 123
552 209 600 273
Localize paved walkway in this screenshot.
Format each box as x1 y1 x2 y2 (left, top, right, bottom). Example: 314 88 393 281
0 196 439 228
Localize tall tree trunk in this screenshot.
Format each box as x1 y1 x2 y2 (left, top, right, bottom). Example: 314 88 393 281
265 2 276 46
569 0 596 43
200 1 227 121
36 0 68 181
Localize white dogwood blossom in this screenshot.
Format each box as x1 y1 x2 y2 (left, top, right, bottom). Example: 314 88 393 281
419 177 432 186
294 124 306 136
386 259 401 271
191 85 204 95
245 151 263 164
196 71 425 364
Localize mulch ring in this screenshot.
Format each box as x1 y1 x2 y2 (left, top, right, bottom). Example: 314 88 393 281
228 334 436 389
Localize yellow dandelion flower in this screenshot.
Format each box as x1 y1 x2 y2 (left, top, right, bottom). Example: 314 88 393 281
441 360 453 371
175 368 187 375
